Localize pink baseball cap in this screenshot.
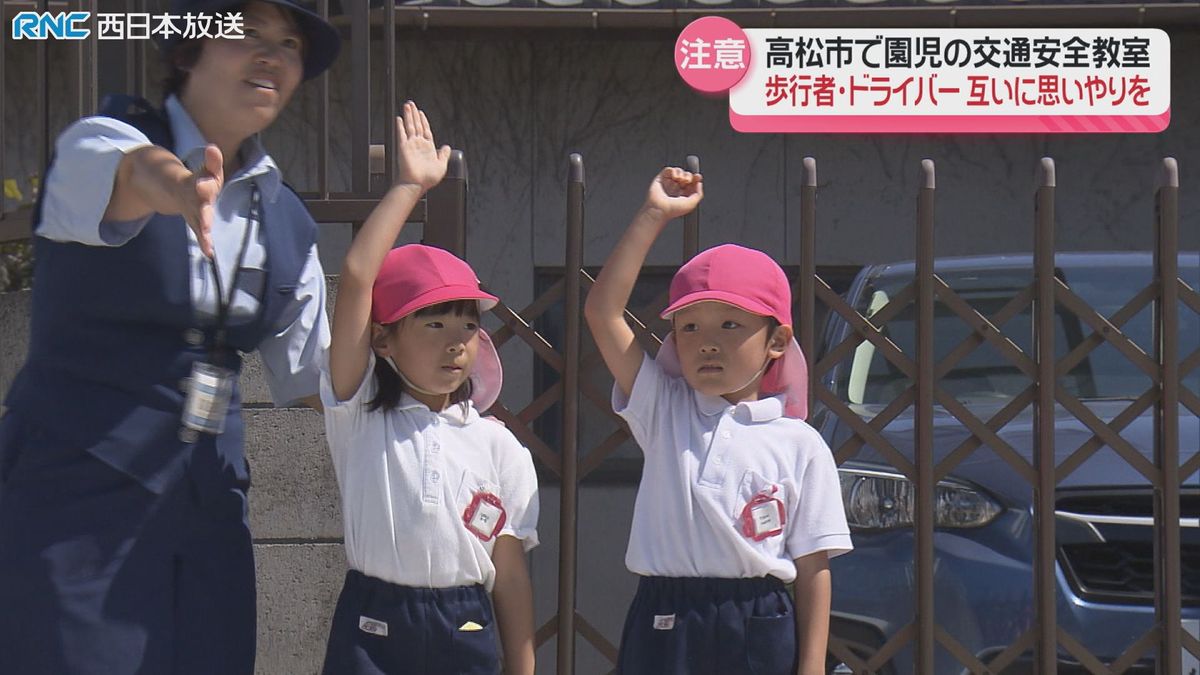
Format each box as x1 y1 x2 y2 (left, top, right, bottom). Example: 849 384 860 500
657 243 810 419
371 244 503 411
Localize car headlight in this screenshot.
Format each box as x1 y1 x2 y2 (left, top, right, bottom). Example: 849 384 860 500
838 468 1002 531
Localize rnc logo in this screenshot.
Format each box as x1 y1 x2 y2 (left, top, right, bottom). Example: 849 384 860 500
11 11 91 40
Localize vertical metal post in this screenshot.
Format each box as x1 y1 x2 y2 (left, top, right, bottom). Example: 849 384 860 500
384 0 397 189
683 155 700 259
914 159 936 675
133 0 147 99
1 0 7 222
317 0 330 199
557 154 585 675
124 0 138 98
1154 157 1182 675
76 0 98 116
424 151 467 257
350 0 370 201
798 157 817 413
36 0 50 174
1033 157 1059 675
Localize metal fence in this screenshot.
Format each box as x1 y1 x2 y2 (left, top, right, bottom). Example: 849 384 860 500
2 3 1197 674
798 157 1196 675
520 152 1196 675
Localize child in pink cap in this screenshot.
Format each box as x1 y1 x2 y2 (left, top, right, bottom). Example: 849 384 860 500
318 102 538 675
586 167 852 675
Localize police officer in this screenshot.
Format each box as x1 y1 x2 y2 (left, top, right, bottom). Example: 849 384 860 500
0 2 340 673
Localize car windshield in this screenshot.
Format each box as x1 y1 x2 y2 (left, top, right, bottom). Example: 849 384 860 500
840 256 1200 405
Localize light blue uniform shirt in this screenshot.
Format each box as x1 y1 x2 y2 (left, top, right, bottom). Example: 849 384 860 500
39 95 329 405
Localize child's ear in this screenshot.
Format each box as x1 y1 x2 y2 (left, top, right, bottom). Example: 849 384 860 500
370 322 392 357
768 324 793 359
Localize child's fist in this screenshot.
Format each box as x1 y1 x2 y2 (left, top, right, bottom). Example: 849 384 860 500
644 167 703 220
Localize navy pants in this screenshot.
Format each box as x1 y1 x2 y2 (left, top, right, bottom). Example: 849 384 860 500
0 415 256 675
321 570 501 675
617 576 797 675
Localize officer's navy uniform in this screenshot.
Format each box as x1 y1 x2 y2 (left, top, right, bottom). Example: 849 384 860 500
0 94 325 675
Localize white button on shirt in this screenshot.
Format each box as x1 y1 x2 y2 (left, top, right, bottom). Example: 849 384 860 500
320 352 540 591
615 355 853 583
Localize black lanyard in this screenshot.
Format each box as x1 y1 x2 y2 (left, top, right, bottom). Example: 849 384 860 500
207 184 260 358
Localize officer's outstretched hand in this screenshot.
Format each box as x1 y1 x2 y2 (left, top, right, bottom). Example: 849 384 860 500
394 101 451 194
178 144 223 259
644 167 703 222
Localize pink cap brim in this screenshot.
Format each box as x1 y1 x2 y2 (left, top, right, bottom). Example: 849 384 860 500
655 333 809 420
372 285 499 325
660 290 777 321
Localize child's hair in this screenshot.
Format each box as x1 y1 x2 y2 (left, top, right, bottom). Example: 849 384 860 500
367 299 480 412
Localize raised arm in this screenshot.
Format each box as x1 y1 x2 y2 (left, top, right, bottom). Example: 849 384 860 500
327 101 452 401
583 167 702 399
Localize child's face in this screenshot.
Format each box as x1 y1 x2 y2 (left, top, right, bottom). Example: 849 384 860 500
376 308 481 408
671 301 789 404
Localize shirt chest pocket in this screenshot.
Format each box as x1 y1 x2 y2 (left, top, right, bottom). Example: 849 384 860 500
202 199 268 319
733 470 789 543
457 469 507 543
229 234 268 310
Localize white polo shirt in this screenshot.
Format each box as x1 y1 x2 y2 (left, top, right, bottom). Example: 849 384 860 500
615 355 852 583
321 352 539 591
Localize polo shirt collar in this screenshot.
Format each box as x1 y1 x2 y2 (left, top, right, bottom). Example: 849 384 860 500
693 389 786 423
398 393 480 426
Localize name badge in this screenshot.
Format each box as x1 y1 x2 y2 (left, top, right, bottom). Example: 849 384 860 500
740 489 786 541
181 362 235 436
359 616 389 637
463 491 507 542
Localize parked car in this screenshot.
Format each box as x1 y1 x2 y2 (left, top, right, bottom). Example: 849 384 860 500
816 252 1200 675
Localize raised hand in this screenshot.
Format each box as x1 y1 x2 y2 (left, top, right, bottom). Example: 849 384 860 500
643 167 703 221
394 101 452 194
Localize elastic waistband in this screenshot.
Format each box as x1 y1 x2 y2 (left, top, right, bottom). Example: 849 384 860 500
636 575 785 599
344 569 488 603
